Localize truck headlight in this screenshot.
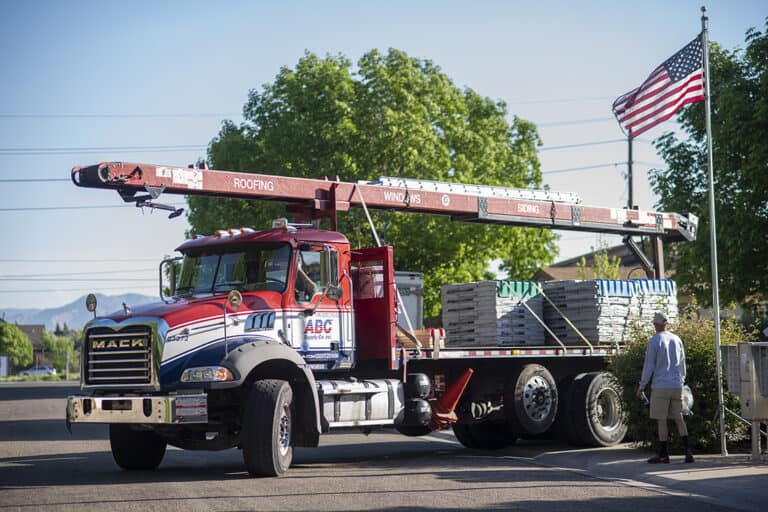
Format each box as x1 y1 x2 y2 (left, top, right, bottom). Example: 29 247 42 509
181 366 234 383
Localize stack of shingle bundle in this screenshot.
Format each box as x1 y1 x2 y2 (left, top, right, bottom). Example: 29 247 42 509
442 281 544 346
541 279 678 345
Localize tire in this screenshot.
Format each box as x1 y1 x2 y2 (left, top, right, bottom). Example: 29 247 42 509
109 424 167 470
505 364 558 435
395 425 432 437
550 375 575 441
566 372 627 447
242 379 293 477
452 421 516 450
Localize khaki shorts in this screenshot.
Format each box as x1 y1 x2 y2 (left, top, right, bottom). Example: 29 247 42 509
650 387 683 420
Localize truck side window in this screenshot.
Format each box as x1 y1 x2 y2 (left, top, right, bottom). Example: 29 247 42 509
295 250 321 303
352 260 384 299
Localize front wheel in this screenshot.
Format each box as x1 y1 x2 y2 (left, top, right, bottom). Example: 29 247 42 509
242 379 293 477
395 425 432 437
109 424 167 470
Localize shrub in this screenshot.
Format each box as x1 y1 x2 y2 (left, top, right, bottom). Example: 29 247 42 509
609 307 754 452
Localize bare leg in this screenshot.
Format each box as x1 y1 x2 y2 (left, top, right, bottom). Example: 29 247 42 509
674 416 688 437
657 419 669 441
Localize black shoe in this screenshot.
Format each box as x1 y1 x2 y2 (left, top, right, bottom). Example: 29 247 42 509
648 455 670 464
685 453 695 463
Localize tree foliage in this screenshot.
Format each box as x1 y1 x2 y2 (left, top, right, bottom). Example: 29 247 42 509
42 330 77 372
576 242 621 280
188 49 556 316
650 22 768 308
0 323 33 368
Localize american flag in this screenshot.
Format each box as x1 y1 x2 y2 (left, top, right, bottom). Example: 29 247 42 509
613 35 704 138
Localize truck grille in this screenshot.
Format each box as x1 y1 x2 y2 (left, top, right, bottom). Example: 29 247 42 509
85 327 152 386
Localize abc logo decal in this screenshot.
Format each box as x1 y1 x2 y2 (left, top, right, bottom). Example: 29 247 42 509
304 319 333 334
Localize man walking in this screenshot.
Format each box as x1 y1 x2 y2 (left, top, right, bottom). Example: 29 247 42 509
637 312 694 463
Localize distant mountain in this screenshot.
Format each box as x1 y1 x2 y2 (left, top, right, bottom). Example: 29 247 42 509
0 293 157 331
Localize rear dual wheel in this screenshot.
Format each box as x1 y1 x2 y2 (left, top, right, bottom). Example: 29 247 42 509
506 364 558 435
565 372 627 447
452 421 516 450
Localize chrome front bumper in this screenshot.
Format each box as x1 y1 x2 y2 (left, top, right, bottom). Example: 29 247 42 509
66 393 208 426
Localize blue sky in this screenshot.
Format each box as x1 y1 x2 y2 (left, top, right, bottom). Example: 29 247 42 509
0 1 764 310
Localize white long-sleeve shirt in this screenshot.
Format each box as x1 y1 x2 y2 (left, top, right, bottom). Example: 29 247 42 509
639 330 686 389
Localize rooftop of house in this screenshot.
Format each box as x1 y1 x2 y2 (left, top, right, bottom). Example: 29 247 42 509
535 244 655 281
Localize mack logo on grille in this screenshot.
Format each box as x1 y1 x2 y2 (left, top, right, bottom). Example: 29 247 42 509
91 338 147 350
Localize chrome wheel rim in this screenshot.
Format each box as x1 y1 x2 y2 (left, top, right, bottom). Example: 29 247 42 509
278 405 291 456
522 375 553 421
595 387 621 432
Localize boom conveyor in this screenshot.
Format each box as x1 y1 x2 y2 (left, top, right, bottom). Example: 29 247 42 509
71 161 697 242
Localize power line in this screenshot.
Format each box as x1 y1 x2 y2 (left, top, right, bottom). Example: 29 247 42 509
0 258 159 263
537 117 615 127
542 162 624 175
0 144 205 151
0 203 185 212
0 278 156 282
0 286 154 293
0 112 239 119
539 138 652 152
0 144 207 156
506 96 613 105
0 178 69 183
2 99 615 117
1 149 205 156
0 269 156 278
540 139 625 152
541 159 663 175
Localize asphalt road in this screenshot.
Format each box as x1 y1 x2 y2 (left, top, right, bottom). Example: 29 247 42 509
0 382 738 512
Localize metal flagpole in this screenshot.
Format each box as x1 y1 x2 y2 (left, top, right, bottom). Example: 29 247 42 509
627 129 633 208
701 5 727 456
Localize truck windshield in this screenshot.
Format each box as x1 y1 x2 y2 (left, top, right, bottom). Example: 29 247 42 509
175 244 291 296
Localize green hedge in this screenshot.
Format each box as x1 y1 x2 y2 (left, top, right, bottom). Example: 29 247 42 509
0 373 74 382
609 309 753 451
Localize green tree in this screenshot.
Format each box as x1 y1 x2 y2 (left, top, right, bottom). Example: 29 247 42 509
576 242 621 280
188 49 556 316
0 323 33 368
42 330 76 373
650 22 768 308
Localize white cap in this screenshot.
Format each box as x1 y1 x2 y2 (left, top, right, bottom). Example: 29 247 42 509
653 312 668 324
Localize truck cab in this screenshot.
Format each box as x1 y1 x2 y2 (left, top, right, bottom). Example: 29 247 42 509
165 221 355 374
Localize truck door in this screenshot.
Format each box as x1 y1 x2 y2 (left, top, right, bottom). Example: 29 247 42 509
350 246 396 367
290 244 353 370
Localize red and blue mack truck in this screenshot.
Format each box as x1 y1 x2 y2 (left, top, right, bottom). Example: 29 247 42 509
65 161 697 476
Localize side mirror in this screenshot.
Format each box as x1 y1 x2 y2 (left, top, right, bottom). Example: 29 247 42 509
321 244 339 287
159 257 183 301
326 285 343 302
320 250 331 286
85 293 97 318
